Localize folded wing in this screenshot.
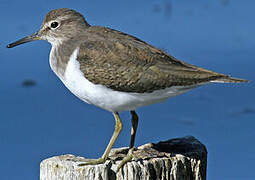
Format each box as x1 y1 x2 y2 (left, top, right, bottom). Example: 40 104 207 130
77 26 248 93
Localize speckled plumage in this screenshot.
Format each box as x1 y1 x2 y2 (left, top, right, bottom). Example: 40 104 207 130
77 26 233 93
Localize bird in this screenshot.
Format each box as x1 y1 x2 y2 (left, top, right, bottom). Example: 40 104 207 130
7 8 248 168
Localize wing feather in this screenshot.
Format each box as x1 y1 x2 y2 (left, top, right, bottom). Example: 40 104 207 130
77 26 239 93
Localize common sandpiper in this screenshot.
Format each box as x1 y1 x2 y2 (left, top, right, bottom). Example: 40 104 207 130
7 8 248 169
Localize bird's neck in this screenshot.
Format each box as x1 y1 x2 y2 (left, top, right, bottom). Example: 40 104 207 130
49 40 79 78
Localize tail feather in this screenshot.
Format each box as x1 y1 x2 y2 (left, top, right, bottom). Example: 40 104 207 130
211 76 249 83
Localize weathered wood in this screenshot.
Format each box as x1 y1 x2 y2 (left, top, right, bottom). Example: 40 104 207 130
40 136 207 180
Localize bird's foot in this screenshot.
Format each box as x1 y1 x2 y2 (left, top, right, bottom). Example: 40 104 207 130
117 147 135 172
78 157 106 166
77 147 136 171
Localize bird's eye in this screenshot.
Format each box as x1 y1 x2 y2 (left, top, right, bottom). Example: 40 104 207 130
50 21 59 29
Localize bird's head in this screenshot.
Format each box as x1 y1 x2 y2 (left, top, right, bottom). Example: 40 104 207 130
7 8 90 48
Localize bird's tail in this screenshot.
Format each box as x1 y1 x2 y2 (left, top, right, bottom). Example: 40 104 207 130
211 76 249 83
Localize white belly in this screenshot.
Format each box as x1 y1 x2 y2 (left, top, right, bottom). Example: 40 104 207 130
51 48 197 112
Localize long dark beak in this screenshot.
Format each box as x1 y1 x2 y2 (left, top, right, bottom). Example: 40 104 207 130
7 32 41 48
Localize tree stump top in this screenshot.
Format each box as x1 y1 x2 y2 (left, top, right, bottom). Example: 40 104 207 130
40 136 207 180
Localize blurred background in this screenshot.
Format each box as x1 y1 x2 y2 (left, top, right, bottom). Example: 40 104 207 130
0 0 254 179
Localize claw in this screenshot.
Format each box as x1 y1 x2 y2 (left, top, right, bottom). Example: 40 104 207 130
117 147 135 172
78 157 106 166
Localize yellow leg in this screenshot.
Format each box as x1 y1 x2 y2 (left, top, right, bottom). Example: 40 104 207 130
116 111 139 171
129 111 139 148
79 112 123 166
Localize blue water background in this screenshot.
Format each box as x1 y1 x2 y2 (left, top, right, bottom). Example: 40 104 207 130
0 0 254 179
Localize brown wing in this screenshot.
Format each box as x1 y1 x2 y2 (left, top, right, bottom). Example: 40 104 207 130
77 26 237 93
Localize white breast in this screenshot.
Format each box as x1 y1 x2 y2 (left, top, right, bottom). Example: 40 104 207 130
50 48 197 112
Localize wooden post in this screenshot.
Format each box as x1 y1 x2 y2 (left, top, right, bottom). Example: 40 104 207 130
40 136 207 180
